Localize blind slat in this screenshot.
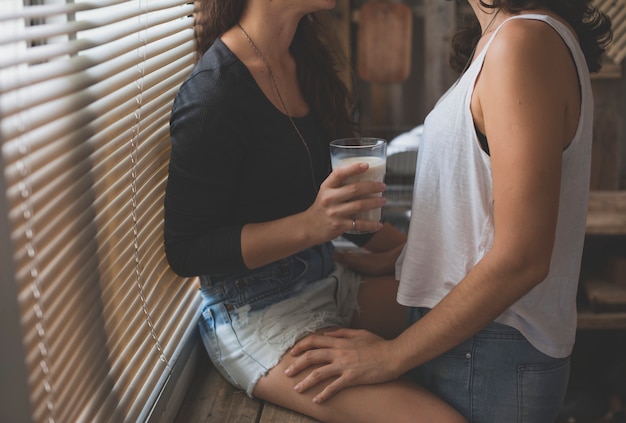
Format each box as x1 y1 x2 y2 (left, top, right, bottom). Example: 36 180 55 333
0 0 194 46
0 0 126 23
1 33 196 122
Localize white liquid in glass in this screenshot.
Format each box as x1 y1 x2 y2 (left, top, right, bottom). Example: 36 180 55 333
332 156 386 222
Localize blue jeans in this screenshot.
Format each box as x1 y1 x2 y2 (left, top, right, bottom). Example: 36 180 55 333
408 307 570 423
198 242 362 396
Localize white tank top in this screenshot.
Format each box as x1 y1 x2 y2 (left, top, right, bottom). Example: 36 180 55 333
396 14 593 358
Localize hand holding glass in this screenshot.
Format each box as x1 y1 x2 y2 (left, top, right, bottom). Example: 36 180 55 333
329 138 386 234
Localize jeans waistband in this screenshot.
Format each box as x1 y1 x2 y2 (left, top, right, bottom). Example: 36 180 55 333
200 242 335 304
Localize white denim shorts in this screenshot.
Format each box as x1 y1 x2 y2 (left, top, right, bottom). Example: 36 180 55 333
198 243 361 397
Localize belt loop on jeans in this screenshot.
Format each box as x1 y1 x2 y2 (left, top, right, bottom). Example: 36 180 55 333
200 275 213 288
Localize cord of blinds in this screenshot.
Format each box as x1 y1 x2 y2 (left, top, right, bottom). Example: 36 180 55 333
0 0 200 422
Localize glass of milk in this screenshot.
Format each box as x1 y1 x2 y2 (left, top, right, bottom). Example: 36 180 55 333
329 138 387 234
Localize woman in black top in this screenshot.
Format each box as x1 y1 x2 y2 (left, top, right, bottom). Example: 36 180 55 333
164 0 465 422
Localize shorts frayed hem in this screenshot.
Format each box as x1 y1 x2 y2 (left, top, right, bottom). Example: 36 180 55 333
205 264 362 398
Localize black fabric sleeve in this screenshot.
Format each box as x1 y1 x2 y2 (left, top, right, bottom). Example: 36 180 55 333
164 70 247 277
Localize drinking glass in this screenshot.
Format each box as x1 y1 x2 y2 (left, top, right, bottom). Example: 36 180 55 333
330 138 387 234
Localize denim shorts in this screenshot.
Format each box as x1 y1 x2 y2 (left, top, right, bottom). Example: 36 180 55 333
198 243 361 397
408 307 570 423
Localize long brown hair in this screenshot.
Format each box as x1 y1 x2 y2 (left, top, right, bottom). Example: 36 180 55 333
450 0 613 73
193 1 356 139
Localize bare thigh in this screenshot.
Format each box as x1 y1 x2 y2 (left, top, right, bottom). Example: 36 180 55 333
253 329 466 423
352 274 407 339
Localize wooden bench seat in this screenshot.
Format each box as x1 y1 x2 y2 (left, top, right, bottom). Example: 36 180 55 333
174 355 320 423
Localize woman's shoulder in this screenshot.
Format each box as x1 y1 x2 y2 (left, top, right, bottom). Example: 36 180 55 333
173 42 253 118
494 13 578 50
185 41 243 85
485 14 576 71
497 15 563 43
476 12 581 114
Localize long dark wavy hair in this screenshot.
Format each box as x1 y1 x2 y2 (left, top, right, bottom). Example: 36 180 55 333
193 0 356 139
450 0 613 73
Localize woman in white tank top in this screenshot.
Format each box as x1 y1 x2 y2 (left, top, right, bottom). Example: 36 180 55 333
285 1 613 421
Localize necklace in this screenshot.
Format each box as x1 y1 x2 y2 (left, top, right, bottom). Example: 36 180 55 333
460 8 501 75
237 23 318 194
481 8 501 37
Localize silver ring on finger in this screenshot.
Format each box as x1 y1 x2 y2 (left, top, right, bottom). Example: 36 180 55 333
352 218 356 232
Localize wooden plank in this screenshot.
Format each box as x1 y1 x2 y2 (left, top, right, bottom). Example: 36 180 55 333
174 357 320 423
356 1 413 83
578 310 626 330
584 279 626 312
259 403 321 423
422 0 457 111
607 255 626 286
590 79 624 190
586 191 626 234
174 359 262 423
334 0 352 92
588 190 626 212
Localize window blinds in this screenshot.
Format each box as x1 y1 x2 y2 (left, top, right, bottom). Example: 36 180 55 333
0 1 200 422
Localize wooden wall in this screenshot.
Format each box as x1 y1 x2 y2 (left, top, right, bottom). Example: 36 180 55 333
591 73 626 190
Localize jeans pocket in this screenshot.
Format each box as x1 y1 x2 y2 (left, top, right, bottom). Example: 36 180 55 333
198 304 241 388
409 341 473 417
518 356 570 423
198 305 220 362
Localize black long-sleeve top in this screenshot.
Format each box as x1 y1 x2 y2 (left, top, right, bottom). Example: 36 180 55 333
164 40 369 277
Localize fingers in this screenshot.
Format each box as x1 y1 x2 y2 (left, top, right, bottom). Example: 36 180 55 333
323 161 369 188
311 378 350 404
289 333 338 357
287 348 353 402
348 218 384 236
289 329 361 358
285 346 330 378
285 330 393 404
321 328 356 338
326 184 387 215
297 370 352 404
315 161 386 238
286 330 370 380
323 163 386 199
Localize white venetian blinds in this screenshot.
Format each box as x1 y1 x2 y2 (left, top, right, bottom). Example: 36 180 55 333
0 0 200 422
